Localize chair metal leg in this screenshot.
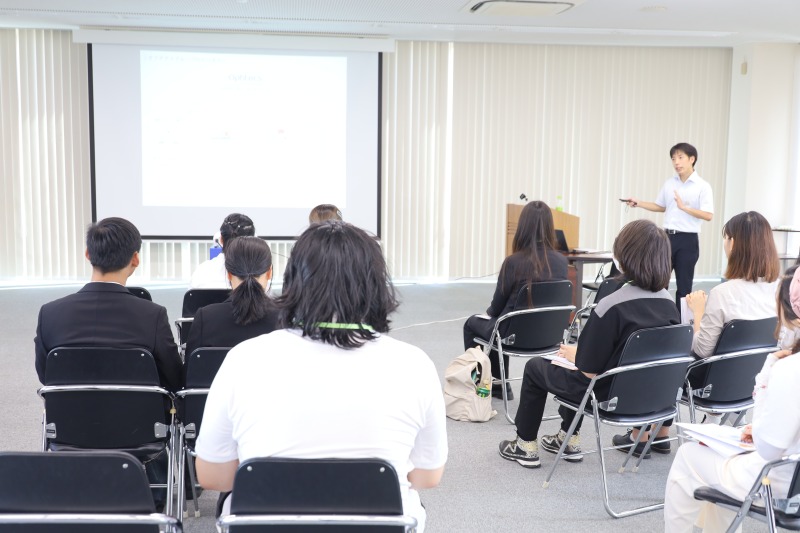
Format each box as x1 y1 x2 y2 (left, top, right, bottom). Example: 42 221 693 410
731 410 747 427
186 449 201 517
164 423 176 517
496 344 514 424
176 425 186 519
687 387 697 424
593 406 665 518
763 479 777 533
543 392 595 488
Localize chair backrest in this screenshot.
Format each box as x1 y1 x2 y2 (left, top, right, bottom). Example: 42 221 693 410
44 347 160 386
0 451 177 532
181 289 231 318
687 318 778 402
499 280 573 348
594 278 623 305
230 458 404 516
40 348 170 449
127 286 153 301
713 317 777 354
181 348 231 442
600 324 694 415
185 347 231 388
512 280 573 309
497 306 574 352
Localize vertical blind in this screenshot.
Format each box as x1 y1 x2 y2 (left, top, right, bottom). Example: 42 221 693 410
2 30 733 282
382 42 732 280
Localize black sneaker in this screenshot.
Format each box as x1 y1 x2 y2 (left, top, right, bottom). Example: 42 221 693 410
540 429 583 462
611 430 651 459
650 437 671 454
491 383 514 401
499 438 540 468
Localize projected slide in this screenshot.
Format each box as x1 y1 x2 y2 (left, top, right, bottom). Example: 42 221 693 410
140 50 347 208
92 43 378 237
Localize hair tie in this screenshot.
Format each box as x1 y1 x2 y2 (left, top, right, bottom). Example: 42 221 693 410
791 268 800 317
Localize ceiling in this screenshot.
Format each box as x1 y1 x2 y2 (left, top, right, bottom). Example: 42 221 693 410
1 0 799 48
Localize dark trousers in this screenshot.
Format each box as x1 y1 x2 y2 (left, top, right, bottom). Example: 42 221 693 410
668 232 699 308
514 357 592 441
463 314 507 381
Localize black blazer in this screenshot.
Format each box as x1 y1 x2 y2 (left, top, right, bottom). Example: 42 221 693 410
184 299 280 359
34 282 183 392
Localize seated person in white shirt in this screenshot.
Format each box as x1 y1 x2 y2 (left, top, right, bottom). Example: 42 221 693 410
685 211 780 358
663 265 800 533
195 221 448 532
189 213 255 289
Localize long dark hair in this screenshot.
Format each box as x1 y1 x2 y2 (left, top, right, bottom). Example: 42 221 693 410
224 236 273 326
776 265 800 354
506 200 556 286
278 221 399 348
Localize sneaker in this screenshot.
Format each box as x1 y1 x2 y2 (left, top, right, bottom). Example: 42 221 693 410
540 429 584 462
611 429 651 459
499 438 541 468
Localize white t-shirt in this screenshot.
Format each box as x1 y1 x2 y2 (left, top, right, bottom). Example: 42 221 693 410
189 254 230 289
655 171 714 233
740 351 800 491
691 278 779 358
196 329 448 531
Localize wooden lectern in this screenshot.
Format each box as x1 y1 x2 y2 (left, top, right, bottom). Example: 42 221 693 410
506 204 580 256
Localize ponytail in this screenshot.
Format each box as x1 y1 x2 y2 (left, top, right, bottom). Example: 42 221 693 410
230 275 272 326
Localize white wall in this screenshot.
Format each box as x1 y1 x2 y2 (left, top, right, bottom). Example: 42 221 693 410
725 43 800 258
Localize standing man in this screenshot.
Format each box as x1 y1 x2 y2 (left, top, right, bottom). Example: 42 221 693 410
625 142 714 310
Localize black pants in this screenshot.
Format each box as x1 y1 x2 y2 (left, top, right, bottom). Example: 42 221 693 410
463 314 507 381
515 357 592 441
668 232 699 309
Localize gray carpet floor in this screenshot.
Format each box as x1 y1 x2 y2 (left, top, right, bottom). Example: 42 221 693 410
0 280 770 532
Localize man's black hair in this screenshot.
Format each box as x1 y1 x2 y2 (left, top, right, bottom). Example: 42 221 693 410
85 217 142 274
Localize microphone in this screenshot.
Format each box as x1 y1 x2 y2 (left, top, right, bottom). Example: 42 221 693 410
519 193 528 202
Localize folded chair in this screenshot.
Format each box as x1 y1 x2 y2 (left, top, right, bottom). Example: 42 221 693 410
218 458 417 532
175 289 231 351
683 317 778 425
543 324 694 518
176 347 231 519
0 450 181 532
38 347 178 517
694 453 800 532
472 280 575 423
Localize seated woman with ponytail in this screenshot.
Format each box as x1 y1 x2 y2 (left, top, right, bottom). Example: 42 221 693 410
185 236 279 357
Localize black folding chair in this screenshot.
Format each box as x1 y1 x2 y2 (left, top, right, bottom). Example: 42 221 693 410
543 324 694 518
568 278 624 340
176 347 231 519
37 347 178 517
127 286 153 301
682 317 778 425
218 458 417 532
0 451 181 532
472 280 575 423
175 289 231 350
694 453 800 532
